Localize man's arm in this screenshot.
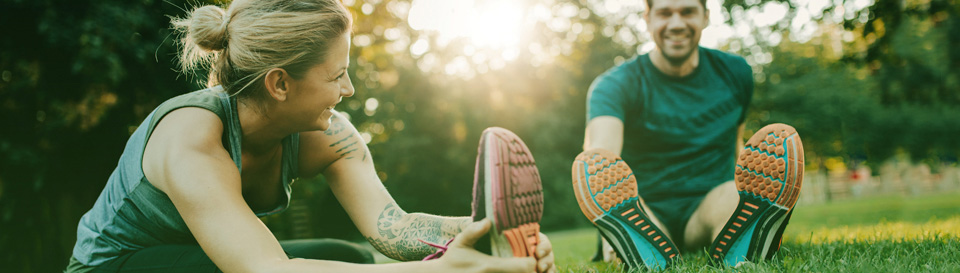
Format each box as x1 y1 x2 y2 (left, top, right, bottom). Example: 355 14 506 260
736 122 745 157
584 116 625 155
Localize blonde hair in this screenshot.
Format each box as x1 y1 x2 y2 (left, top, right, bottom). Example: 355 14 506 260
172 0 352 101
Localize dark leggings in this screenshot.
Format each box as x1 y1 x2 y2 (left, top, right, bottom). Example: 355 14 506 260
90 239 374 273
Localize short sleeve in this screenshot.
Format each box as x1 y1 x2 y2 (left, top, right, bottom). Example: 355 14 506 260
587 72 628 123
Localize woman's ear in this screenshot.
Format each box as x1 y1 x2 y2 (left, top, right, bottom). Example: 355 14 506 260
264 68 290 101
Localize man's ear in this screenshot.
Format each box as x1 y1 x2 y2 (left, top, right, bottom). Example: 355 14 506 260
264 68 290 101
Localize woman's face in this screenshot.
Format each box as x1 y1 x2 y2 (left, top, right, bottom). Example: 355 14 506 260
285 33 355 131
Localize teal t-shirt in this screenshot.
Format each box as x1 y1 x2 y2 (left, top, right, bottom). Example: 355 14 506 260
587 47 753 201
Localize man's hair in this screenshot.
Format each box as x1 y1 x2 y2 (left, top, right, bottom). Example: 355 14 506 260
645 0 707 9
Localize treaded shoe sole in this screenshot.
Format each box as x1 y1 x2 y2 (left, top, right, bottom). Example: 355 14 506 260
471 127 543 257
709 123 804 266
572 149 679 270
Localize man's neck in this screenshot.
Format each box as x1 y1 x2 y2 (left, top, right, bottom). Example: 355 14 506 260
649 48 700 78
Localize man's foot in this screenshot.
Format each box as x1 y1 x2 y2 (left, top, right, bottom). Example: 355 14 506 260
709 123 804 266
572 149 679 270
471 127 543 257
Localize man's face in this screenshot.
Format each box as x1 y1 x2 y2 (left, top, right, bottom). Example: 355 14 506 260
645 0 708 64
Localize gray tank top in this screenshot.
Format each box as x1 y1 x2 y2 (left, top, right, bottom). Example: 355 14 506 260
71 86 300 267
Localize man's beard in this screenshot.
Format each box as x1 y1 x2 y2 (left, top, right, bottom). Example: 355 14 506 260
662 47 695 65
659 29 697 65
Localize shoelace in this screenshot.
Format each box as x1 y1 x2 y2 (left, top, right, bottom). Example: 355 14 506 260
418 238 456 261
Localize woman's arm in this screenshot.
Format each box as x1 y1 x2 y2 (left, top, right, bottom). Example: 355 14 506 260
365 202 471 261
299 112 472 261
142 108 480 273
301 112 554 272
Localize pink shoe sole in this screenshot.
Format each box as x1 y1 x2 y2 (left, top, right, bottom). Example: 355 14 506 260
471 127 543 257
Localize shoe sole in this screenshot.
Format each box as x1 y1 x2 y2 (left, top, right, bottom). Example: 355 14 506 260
472 127 543 257
709 123 804 266
572 149 678 270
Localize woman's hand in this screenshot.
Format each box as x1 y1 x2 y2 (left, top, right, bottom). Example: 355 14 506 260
535 232 556 273
438 219 537 273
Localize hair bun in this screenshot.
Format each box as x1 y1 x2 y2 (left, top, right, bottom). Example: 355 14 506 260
189 5 229 51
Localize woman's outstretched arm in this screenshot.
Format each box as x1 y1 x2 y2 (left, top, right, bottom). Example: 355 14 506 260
299 112 473 261
144 109 531 273
301 112 554 272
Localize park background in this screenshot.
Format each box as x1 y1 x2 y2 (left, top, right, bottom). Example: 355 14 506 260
1 0 959 271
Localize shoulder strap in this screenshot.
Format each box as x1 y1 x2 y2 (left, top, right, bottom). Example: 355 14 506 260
216 91 244 172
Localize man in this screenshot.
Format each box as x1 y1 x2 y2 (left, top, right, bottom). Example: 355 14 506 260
570 0 805 270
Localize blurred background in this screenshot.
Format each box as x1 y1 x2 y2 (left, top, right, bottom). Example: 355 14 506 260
1 0 958 271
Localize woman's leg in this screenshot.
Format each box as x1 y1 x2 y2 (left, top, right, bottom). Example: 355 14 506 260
280 239 375 264
94 239 374 272
93 245 220 273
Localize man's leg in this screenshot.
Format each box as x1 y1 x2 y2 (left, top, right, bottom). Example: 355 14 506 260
683 181 739 250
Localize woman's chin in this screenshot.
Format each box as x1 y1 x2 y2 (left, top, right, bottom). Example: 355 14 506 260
315 115 335 131
311 110 334 131
312 121 330 132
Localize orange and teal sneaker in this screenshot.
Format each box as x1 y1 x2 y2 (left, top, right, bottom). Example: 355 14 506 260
471 127 543 257
572 149 679 270
709 123 804 266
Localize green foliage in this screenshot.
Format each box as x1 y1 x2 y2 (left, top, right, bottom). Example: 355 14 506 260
0 0 204 271
720 0 960 165
327 0 627 231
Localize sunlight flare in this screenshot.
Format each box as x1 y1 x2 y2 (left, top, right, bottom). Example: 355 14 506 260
407 0 526 49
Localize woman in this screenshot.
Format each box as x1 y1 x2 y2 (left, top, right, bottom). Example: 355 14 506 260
66 0 555 272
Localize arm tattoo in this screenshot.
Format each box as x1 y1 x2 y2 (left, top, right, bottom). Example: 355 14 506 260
325 115 368 162
323 115 345 136
365 202 471 261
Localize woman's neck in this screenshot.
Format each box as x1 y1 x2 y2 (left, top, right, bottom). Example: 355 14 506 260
235 99 290 155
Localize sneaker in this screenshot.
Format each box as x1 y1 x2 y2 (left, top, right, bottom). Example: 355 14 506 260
708 123 804 266
471 127 543 257
572 148 679 270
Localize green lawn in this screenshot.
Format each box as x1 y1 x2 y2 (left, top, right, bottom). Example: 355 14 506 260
547 193 960 272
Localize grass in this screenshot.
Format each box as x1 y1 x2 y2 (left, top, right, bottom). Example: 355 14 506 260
547 193 960 272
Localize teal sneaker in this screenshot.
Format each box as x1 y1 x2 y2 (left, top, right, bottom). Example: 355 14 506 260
572 149 679 270
709 123 805 266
